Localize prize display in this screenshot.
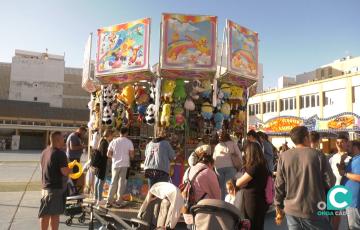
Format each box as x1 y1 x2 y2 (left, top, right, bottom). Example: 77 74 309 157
84 14 259 202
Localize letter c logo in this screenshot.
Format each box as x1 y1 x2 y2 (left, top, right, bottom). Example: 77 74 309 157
327 185 352 210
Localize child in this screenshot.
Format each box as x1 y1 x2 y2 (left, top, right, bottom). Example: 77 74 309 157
225 179 237 204
225 178 243 211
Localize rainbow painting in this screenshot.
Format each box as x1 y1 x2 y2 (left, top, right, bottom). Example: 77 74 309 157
160 13 217 71
228 20 258 78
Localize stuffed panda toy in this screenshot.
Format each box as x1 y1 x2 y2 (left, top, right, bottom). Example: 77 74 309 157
102 85 115 125
145 104 156 125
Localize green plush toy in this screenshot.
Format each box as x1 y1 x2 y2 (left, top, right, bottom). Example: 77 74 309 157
173 79 187 102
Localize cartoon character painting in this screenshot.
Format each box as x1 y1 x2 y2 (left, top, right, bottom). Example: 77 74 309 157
96 18 150 75
162 14 217 68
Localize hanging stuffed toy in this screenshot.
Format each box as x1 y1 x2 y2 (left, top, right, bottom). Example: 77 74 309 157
162 80 176 102
102 85 115 125
190 80 204 100
117 85 135 107
231 111 245 132
230 85 244 111
201 80 212 99
201 102 213 121
184 97 195 111
173 79 187 102
113 103 126 129
173 106 185 130
221 102 231 121
213 111 224 130
145 104 156 125
149 81 156 103
161 103 171 127
220 83 231 100
135 86 149 105
135 86 150 123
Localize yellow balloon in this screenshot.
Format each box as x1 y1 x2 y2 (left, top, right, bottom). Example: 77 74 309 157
68 160 83 180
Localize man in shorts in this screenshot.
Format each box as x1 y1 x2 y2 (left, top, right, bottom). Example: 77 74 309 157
39 131 71 230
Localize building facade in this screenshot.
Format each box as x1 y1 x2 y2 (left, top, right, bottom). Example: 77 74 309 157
248 56 360 151
0 50 90 150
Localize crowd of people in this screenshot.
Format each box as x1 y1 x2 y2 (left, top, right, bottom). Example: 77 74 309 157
37 125 360 230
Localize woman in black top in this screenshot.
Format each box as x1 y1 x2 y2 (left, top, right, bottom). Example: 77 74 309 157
94 129 113 205
236 142 269 230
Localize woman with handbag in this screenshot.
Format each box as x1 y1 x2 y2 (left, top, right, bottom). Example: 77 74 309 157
93 129 114 206
235 142 269 230
213 131 242 200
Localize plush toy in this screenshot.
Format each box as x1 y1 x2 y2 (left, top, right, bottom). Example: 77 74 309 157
201 102 213 120
220 83 231 100
149 82 156 103
145 104 156 125
137 104 148 123
230 86 244 100
190 80 203 100
117 85 135 107
162 80 176 102
201 80 212 99
229 85 244 111
184 98 195 111
213 111 224 130
174 106 185 130
216 90 224 109
173 79 187 102
102 85 115 125
221 102 231 120
135 86 149 105
161 103 171 127
114 103 126 129
103 105 113 125
231 111 245 132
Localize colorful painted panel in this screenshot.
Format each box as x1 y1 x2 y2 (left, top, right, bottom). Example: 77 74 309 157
316 113 360 131
96 18 150 76
262 117 304 133
228 20 258 79
248 113 360 134
161 13 217 71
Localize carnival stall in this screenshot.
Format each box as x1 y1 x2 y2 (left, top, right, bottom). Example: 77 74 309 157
82 14 259 201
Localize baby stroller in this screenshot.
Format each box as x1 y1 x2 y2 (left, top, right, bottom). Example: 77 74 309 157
89 182 184 230
64 179 87 226
190 199 251 230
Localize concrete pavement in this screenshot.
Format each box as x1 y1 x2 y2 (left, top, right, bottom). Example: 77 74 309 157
0 150 289 229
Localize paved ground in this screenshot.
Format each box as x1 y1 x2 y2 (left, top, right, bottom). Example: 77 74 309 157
0 150 288 230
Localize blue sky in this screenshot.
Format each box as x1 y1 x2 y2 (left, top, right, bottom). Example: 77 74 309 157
1 0 359 88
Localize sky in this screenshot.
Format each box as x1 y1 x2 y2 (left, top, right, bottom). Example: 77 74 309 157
0 0 359 88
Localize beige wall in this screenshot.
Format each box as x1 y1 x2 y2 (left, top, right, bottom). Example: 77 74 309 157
63 98 89 109
0 63 11 99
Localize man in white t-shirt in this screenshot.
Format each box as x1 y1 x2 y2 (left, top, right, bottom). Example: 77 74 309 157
328 133 351 230
106 127 134 208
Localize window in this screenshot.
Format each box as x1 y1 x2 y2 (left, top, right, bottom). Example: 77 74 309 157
306 96 310 108
321 69 324 77
284 99 288 110
255 104 260 114
300 96 304 109
290 98 294 110
328 67 332 76
249 105 254 116
316 95 320 106
34 97 38 101
311 95 315 107
280 100 284 111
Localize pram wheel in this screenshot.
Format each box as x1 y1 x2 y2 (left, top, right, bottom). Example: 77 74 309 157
65 218 72 226
78 213 86 223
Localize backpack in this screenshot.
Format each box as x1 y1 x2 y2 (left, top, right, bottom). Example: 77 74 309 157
179 167 207 213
